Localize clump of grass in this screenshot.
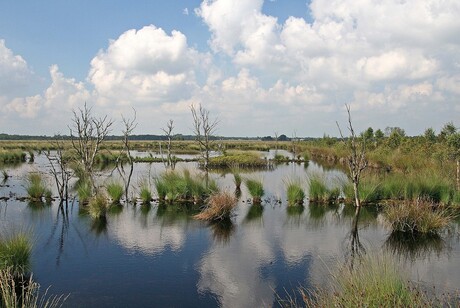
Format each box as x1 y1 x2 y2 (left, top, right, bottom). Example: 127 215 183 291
308 176 339 203
140 182 152 204
233 172 242 190
77 180 92 205
383 200 454 234
285 179 305 205
207 151 266 168
88 193 108 219
0 268 68 308
194 191 237 221
0 231 32 276
245 178 264 203
106 181 124 204
298 254 437 307
26 173 51 201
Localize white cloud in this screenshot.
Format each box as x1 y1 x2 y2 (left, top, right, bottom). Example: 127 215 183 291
89 25 205 106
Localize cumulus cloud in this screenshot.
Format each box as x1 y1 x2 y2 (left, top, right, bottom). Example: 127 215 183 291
89 25 205 106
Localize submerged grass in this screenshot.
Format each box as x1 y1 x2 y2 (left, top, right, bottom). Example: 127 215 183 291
0 231 32 276
245 178 264 203
194 191 237 221
383 200 454 234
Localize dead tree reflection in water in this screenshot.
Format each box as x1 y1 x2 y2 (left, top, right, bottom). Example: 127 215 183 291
46 200 70 266
345 206 366 269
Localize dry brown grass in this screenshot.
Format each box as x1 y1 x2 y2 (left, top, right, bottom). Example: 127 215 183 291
194 191 237 221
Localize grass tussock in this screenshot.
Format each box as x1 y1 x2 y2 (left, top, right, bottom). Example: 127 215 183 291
285 179 305 206
207 151 267 168
232 172 242 190
0 268 68 308
308 176 340 203
106 181 123 204
139 182 152 205
26 173 51 202
77 180 92 205
245 178 264 203
0 150 27 163
0 232 32 276
296 254 448 307
88 193 108 220
194 191 237 221
383 200 454 234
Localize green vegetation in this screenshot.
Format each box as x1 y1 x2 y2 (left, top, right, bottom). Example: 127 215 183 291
207 151 267 168
233 172 242 190
383 200 454 234
297 254 447 307
139 182 152 204
0 231 32 276
88 193 108 220
77 180 92 205
106 181 124 204
26 173 51 202
0 150 27 163
154 170 218 203
245 178 264 203
285 180 305 205
194 191 237 221
308 176 340 203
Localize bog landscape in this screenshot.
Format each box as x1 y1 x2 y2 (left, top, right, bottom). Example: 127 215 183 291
0 103 459 307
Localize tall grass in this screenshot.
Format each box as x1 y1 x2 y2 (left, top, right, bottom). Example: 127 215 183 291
294 254 446 307
194 191 237 221
88 193 108 220
26 173 51 202
0 231 32 276
308 176 339 203
0 269 68 308
233 172 242 190
77 180 92 205
383 200 454 234
139 182 152 204
285 179 305 206
106 181 123 204
245 178 264 203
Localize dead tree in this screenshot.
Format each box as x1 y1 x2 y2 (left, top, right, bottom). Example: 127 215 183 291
337 104 368 208
45 138 73 206
69 103 113 188
161 119 175 169
117 109 137 202
190 104 218 171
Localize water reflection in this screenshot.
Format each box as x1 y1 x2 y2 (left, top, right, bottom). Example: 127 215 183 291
244 204 264 223
90 217 108 236
209 220 235 245
385 232 446 261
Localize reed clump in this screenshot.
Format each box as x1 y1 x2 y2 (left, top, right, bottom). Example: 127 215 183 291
232 172 242 190
298 254 440 307
106 181 124 204
207 151 267 168
0 231 32 276
383 200 454 234
245 178 264 203
308 176 340 203
26 173 51 202
194 191 237 221
139 182 152 204
0 150 27 163
285 180 305 206
77 180 92 205
88 193 108 220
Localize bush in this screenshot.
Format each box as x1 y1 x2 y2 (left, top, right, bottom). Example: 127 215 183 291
194 191 237 221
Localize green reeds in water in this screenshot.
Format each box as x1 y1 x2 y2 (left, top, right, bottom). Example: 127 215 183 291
194 191 237 221
298 254 440 307
140 182 152 205
26 173 51 202
106 181 124 204
285 179 305 206
383 200 454 234
245 178 264 203
88 193 108 220
308 176 339 203
0 231 32 276
77 180 92 205
233 172 242 190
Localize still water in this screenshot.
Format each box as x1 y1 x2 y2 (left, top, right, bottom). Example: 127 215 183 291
0 152 459 307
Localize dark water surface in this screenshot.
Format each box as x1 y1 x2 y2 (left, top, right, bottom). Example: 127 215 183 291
0 153 459 307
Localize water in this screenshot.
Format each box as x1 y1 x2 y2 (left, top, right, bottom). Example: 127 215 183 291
0 154 459 307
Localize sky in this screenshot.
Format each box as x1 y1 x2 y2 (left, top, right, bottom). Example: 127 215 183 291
0 0 459 137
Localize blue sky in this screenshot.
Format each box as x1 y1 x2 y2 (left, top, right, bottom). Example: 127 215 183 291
0 0 459 137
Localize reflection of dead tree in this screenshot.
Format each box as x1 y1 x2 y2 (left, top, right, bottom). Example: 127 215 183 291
69 103 114 189
190 104 218 171
346 207 366 268
161 119 175 169
337 104 368 208
116 109 137 203
44 138 73 207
